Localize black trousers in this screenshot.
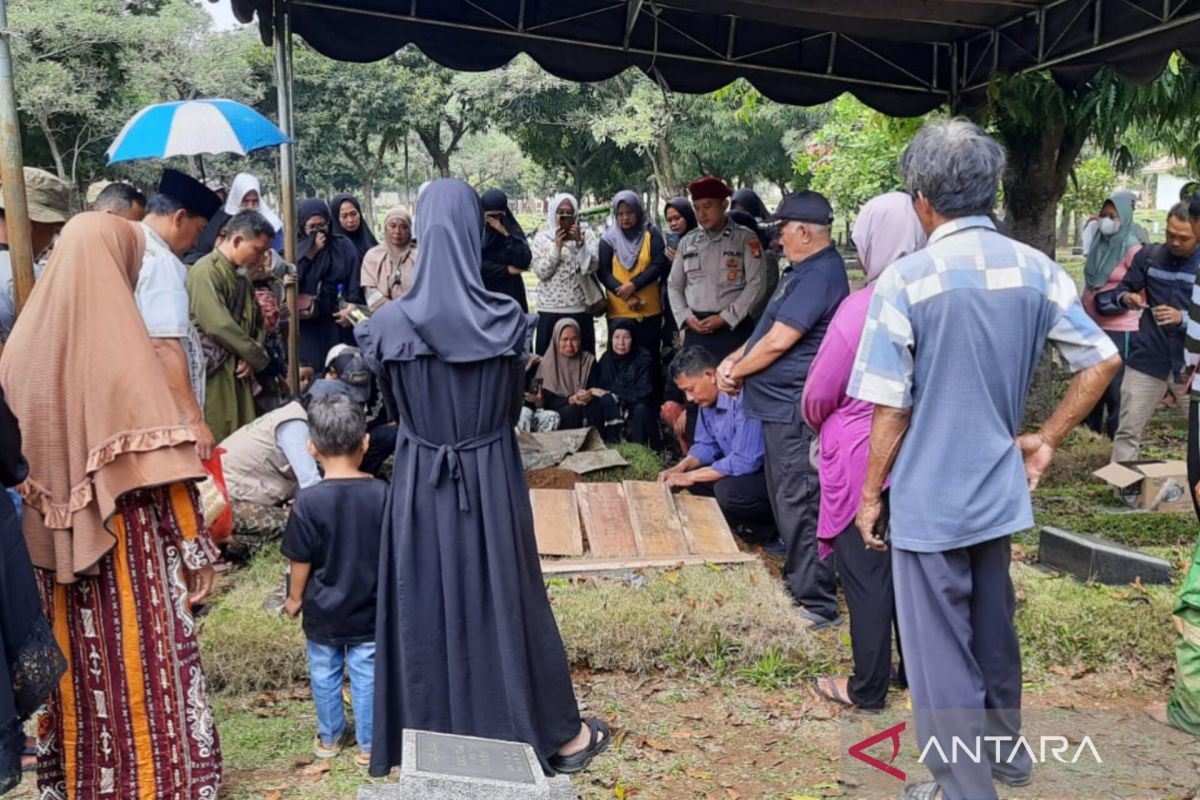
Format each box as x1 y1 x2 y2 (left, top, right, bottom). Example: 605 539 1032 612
624 402 659 447
831 513 903 710
689 470 776 543
762 418 839 620
536 310 596 356
361 422 398 478
1084 330 1128 439
681 313 755 361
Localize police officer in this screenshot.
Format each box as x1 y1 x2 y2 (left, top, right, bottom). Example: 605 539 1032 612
718 190 849 628
668 176 765 361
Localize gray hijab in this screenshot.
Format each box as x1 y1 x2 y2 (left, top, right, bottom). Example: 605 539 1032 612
603 190 647 268
360 179 527 363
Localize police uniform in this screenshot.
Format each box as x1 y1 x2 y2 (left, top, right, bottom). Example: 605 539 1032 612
667 219 765 360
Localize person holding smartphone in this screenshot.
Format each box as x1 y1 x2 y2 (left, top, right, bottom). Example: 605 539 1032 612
530 193 600 355
480 189 532 311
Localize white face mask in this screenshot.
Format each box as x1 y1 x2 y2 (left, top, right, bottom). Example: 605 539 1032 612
1098 217 1120 236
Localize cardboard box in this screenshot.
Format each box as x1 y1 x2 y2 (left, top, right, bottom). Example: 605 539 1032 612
1092 460 1192 513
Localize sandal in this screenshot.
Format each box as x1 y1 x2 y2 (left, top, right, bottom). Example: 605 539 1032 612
901 781 944 800
813 676 854 707
797 608 843 630
548 717 610 775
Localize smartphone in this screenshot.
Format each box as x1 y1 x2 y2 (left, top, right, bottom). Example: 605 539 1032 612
665 232 681 249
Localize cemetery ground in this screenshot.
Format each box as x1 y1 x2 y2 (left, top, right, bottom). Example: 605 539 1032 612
9 418 1194 799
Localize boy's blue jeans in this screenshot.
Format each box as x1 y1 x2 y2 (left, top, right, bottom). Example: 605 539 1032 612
306 640 375 752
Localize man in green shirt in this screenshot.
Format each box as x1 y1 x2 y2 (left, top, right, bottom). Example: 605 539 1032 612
187 210 275 441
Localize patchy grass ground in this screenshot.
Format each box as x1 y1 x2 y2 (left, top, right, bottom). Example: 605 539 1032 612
9 418 1195 799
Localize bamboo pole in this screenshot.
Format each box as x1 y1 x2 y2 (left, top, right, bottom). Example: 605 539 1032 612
273 0 300 396
0 0 35 318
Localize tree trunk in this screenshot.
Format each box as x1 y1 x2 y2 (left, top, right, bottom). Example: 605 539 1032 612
361 175 376 227
653 138 681 198
1073 212 1084 250
39 123 67 182
1056 206 1071 248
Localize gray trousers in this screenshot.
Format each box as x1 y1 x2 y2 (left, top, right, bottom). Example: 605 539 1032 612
762 418 839 620
1111 366 1187 463
892 536 1031 800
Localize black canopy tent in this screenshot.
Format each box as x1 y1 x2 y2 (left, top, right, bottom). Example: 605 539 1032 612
226 0 1200 116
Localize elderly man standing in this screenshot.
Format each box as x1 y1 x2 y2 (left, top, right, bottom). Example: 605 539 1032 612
718 191 848 628
136 169 223 460
668 176 765 361
188 210 275 441
850 119 1121 800
0 168 71 342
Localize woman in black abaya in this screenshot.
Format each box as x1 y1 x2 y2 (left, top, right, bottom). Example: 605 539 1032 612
330 192 378 261
357 179 608 778
296 198 364 368
480 189 532 311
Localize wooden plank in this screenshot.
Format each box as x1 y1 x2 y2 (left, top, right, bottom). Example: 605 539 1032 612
623 480 689 557
529 489 584 557
575 482 638 558
540 552 758 575
674 493 742 556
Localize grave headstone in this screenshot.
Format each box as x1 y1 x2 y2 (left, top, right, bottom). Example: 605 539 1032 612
1038 526 1172 585
358 729 576 800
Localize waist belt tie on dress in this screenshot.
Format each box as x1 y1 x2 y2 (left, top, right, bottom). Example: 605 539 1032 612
398 426 508 511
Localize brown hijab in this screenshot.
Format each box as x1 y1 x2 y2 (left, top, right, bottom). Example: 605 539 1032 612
536 318 594 397
0 212 204 583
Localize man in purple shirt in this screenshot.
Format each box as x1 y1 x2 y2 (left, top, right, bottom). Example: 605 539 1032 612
658 346 777 548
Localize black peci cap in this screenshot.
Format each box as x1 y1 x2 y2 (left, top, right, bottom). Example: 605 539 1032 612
157 169 222 220
772 190 834 226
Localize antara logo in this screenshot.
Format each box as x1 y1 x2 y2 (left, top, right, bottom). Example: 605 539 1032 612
849 722 1104 782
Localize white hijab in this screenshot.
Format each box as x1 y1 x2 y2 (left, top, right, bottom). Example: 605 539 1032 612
225 172 283 234
543 192 578 238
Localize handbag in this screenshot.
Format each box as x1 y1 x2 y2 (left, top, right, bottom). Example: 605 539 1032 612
197 448 233 544
580 274 608 317
296 291 318 321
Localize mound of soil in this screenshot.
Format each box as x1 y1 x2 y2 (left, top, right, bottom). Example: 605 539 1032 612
526 468 581 490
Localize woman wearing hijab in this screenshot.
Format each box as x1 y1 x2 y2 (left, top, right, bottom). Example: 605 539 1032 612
184 172 284 264
360 206 418 311
530 193 600 355
598 190 669 401
0 386 64 798
1081 193 1142 438
480 189 533 311
801 192 925 712
591 320 658 446
330 192 378 261
296 198 364 368
660 197 699 447
0 213 223 797
531 318 624 440
357 180 608 778
731 188 770 221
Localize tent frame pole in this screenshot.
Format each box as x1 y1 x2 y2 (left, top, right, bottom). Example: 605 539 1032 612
273 0 300 397
0 0 35 323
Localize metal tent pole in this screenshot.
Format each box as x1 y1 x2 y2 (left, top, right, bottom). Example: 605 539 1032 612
273 0 300 396
0 0 35 320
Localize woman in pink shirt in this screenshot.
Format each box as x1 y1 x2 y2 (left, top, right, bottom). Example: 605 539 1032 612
802 191 925 711
1080 192 1142 438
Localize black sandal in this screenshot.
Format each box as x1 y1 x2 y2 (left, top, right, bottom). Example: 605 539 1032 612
813 676 854 707
549 717 610 775
901 781 943 800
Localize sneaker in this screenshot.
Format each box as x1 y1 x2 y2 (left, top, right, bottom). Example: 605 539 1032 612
313 727 355 759
355 750 372 768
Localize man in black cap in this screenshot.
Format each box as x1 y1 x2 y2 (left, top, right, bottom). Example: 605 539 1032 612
135 168 223 460
717 190 849 628
325 345 397 476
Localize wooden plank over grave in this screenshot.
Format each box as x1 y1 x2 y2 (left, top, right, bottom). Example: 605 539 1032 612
623 480 689 557
674 493 742 555
574 482 638 558
529 489 584 557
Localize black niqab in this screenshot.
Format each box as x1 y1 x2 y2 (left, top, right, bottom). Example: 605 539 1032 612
330 193 378 258
481 189 527 251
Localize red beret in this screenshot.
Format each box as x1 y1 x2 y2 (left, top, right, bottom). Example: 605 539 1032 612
687 176 732 202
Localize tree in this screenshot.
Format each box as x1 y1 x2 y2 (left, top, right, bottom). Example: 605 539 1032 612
794 96 922 220
397 49 499 178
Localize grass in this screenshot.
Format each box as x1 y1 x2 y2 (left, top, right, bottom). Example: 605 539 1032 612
590 441 667 483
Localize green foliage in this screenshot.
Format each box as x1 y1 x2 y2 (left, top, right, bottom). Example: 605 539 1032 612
1060 155 1117 215
793 96 918 217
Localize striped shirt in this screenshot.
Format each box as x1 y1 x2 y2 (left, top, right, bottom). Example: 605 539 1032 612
849 216 1116 552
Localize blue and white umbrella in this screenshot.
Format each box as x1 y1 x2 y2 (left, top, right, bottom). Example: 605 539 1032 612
107 99 291 164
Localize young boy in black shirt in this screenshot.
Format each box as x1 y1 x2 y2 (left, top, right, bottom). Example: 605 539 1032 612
282 392 386 768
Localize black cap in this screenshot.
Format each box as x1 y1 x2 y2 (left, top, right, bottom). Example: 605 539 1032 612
157 169 222 220
772 190 834 226
327 348 372 404
304 378 363 406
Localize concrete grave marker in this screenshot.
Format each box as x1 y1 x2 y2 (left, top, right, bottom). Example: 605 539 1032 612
358 729 575 800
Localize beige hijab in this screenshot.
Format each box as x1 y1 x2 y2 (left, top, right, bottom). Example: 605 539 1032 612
0 212 204 583
536 318 594 397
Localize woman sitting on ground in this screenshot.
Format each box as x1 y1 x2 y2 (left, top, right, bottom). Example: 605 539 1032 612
590 320 658 446
532 319 622 439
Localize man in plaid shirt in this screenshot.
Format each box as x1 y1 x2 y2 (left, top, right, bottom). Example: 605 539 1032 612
848 119 1121 800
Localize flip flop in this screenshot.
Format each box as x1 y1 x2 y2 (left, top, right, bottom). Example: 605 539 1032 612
901 781 944 800
797 608 843 630
812 676 855 707
549 717 610 775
